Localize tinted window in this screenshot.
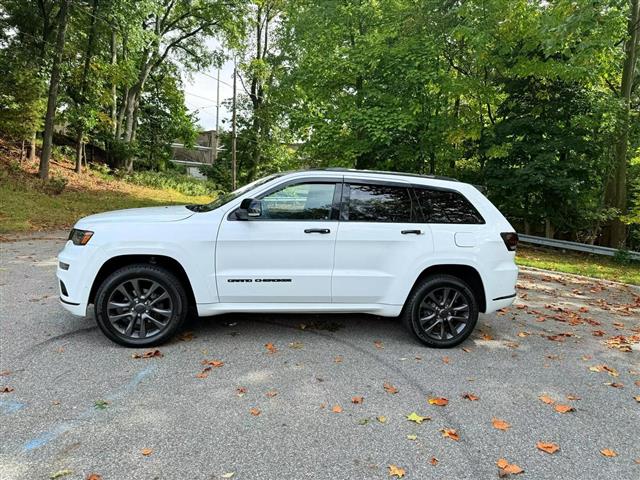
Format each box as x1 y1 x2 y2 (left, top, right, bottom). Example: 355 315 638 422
414 188 484 224
348 184 412 222
260 183 336 220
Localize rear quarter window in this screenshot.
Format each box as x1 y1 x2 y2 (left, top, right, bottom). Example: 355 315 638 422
413 188 485 224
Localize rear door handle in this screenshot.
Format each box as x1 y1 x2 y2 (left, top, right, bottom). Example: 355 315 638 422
304 228 330 234
401 229 422 235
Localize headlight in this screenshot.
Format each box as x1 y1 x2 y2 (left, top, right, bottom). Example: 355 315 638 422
68 229 94 245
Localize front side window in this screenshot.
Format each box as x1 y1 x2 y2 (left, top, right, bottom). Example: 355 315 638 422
414 188 484 224
259 183 336 220
347 184 412 222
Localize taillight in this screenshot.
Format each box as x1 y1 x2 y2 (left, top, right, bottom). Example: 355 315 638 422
501 232 519 251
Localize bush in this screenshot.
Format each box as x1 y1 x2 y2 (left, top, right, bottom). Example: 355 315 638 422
42 175 68 195
121 170 217 196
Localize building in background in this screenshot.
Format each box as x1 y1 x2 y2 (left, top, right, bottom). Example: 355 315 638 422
171 130 218 178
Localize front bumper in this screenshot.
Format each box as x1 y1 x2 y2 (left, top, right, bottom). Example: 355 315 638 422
56 240 97 317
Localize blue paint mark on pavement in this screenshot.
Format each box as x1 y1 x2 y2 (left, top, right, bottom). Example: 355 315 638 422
22 365 155 453
0 398 26 415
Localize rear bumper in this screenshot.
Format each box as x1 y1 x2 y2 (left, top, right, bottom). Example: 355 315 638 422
483 260 518 314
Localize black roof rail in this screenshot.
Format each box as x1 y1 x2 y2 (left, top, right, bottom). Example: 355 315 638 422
311 167 459 182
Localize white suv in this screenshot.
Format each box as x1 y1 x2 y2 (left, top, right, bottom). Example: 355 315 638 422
57 169 518 348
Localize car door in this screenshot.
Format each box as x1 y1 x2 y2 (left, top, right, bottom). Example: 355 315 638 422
332 179 433 305
215 178 341 303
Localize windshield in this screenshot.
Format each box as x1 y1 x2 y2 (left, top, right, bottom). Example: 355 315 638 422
186 173 285 213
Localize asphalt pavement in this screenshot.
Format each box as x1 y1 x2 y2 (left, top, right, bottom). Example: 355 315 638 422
0 233 638 479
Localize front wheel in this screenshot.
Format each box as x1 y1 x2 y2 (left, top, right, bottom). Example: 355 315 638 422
94 264 188 347
402 274 479 348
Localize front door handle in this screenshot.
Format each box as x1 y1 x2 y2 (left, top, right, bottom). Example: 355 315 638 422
401 229 422 235
304 228 330 234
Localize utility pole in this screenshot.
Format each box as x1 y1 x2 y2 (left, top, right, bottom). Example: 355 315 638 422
231 57 237 190
213 67 220 162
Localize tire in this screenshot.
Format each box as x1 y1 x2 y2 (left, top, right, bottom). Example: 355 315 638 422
94 263 188 347
402 274 479 348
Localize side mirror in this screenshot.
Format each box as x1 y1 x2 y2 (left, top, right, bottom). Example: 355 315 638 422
235 198 262 220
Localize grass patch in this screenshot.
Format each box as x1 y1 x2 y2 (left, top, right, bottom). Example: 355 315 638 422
517 245 640 285
0 144 212 233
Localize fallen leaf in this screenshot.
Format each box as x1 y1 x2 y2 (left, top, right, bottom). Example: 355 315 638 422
332 405 343 413
86 474 103 480
539 395 555 405
141 448 152 456
406 434 417 441
265 389 278 398
537 441 560 454
442 356 450 364
94 400 109 410
481 332 494 340
50 470 73 479
236 387 247 396
383 382 399 394
351 396 364 404
374 340 384 349
377 415 387 423
566 394 581 401
221 473 235 479
1 386 14 393
388 464 405 478
492 418 511 431
462 347 472 353
554 404 575 413
430 457 438 466
195 371 208 379
440 428 459 441
605 382 624 388
634 395 640 403
462 393 479 401
357 418 370 425
249 407 261 416
201 359 224 367
589 364 619 377
496 458 523 475
265 343 277 354
334 355 343 363
428 397 448 406
406 412 430 424
600 448 617 457
177 331 195 341
132 349 163 359
288 341 304 349
0 370 11 376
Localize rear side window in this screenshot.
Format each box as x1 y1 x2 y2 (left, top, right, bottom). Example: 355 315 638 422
347 184 413 222
414 188 484 224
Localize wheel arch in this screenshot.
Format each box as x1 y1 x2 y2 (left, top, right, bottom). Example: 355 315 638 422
89 254 197 309
407 264 486 313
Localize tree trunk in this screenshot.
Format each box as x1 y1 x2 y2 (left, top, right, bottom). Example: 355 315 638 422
545 219 555 239
29 132 37 162
75 132 83 173
606 0 640 248
39 0 71 180
110 30 118 136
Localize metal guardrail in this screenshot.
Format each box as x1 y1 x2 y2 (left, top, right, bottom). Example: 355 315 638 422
518 234 640 261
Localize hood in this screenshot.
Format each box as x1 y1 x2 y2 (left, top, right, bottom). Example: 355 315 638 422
77 205 195 226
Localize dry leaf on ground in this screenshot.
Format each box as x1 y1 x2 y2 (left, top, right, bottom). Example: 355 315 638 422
141 448 152 456
440 428 459 441
492 418 511 431
554 404 575 413
388 465 405 478
249 407 261 416
600 448 617 457
332 405 343 413
383 382 399 394
462 393 479 401
428 397 448 406
537 442 560 454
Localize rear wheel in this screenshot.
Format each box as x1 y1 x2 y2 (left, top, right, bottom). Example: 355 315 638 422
402 274 478 348
94 264 188 347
